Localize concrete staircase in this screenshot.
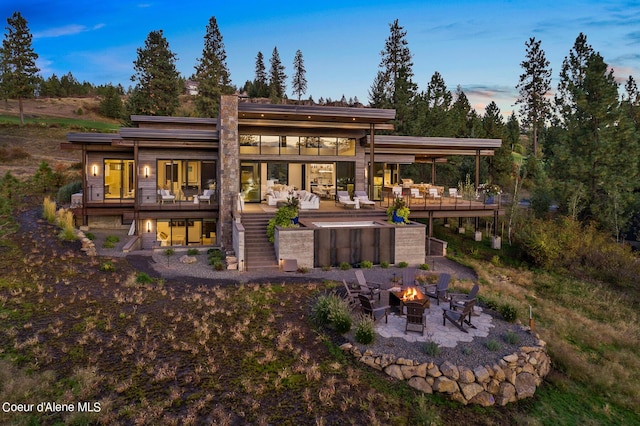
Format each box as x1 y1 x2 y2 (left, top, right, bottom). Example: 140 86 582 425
242 213 279 271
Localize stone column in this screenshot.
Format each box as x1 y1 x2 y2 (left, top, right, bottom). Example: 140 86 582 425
218 95 239 249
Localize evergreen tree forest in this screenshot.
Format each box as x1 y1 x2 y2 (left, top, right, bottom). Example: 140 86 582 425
3 10 640 240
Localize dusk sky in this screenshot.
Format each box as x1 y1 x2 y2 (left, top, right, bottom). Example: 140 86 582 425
2 0 639 116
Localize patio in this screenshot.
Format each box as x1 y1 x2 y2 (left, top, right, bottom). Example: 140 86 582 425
374 289 494 347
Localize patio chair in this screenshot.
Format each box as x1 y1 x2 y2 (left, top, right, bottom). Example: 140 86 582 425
410 188 424 199
449 283 479 311
442 298 477 333
158 189 176 204
358 294 389 323
198 189 214 204
355 269 382 300
336 191 357 208
353 191 376 208
401 267 417 288
449 188 462 199
405 301 427 335
424 273 450 305
428 188 441 200
342 280 362 310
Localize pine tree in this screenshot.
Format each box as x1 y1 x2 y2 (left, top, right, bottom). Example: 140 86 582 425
553 33 640 237
516 37 552 156
482 102 511 186
414 71 453 136
126 30 180 117
193 16 233 117
505 112 520 152
291 49 307 101
0 12 39 125
99 84 124 119
370 19 416 134
268 47 287 102
253 51 268 97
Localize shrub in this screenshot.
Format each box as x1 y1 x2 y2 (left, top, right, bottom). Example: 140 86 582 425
499 303 518 322
397 261 408 268
339 262 351 271
461 346 473 356
504 330 521 345
266 205 298 243
43 197 57 223
419 263 429 270
359 260 373 269
354 314 375 344
57 180 82 204
485 339 501 351
423 341 440 356
99 261 115 272
187 248 200 255
297 266 309 273
136 272 153 284
85 232 95 240
213 260 225 271
321 265 331 271
490 255 501 266
380 261 389 269
311 293 352 333
56 208 76 241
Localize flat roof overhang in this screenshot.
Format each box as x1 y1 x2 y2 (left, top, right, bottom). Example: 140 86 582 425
362 135 502 157
238 102 396 130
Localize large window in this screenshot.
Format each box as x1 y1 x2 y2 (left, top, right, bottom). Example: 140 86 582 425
156 218 216 246
240 134 355 156
104 159 135 199
156 159 216 201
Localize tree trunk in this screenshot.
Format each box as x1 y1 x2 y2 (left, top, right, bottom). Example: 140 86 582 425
18 97 25 126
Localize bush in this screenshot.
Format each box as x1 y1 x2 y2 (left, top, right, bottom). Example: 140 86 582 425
354 314 375 344
135 272 154 284
419 263 429 271
85 232 95 240
504 330 521 345
43 197 57 223
187 248 200 255
423 341 440 356
311 293 352 333
99 261 115 272
397 261 408 268
359 260 373 269
56 208 76 241
499 303 518 322
266 205 298 243
339 262 351 271
380 261 389 269
57 180 82 204
485 339 501 351
213 260 225 271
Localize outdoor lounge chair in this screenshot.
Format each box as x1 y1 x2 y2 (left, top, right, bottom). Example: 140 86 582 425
449 188 462 199
198 189 214 204
342 280 362 310
358 294 389 323
424 273 450 305
401 267 417 288
355 269 382 300
336 191 357 208
353 191 376 208
158 189 176 204
410 188 424 199
428 188 441 200
405 301 427 335
449 283 479 311
442 298 477 333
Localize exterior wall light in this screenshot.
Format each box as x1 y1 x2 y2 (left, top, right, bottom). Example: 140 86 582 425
146 220 151 233
144 166 149 178
92 165 98 176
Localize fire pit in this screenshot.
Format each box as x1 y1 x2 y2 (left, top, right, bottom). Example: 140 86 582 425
390 286 430 314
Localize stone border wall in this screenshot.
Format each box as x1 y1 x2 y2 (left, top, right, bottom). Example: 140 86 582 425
340 330 551 406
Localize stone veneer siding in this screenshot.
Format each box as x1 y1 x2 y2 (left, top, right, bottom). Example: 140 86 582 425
274 227 314 269
219 95 239 249
393 222 426 265
340 330 551 406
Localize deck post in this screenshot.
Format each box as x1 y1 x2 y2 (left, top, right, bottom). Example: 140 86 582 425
369 124 375 201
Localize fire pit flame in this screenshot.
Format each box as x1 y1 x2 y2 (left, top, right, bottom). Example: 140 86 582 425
401 286 423 301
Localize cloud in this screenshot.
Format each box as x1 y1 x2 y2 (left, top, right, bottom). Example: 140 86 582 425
33 23 105 39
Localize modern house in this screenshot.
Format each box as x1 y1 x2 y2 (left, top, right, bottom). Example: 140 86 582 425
64 94 503 270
